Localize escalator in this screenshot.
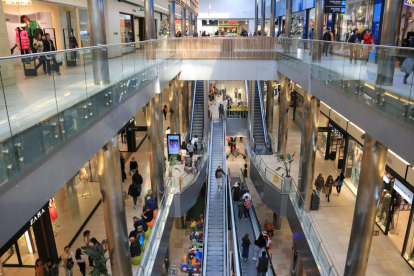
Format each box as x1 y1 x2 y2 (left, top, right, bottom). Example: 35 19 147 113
190 81 204 153
253 81 271 154
202 119 228 276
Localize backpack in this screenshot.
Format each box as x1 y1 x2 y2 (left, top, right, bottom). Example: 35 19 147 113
257 257 269 272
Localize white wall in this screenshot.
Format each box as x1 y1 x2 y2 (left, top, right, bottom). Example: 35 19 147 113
198 0 272 19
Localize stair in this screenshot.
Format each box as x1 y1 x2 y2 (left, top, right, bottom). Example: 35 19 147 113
191 81 204 153
253 81 266 148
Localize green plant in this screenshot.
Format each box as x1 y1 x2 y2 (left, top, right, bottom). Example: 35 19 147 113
158 19 170 36
168 154 181 177
275 152 295 178
81 239 110 276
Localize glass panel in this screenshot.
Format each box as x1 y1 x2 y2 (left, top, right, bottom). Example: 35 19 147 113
403 209 414 268
329 42 346 91
1 244 19 265
18 229 39 265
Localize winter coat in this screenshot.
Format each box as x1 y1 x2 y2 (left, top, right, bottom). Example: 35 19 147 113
130 239 141 257
16 28 29 50
323 32 332 41
33 38 43 53
146 197 157 211
242 237 251 248
132 172 143 185
238 201 245 212
43 263 59 276
232 186 240 201
314 177 325 190
128 184 140 197
238 188 247 199
325 178 334 188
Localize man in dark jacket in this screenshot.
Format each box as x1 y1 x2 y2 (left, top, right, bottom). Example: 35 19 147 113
322 28 332 56
348 29 360 65
128 182 140 209
256 251 270 276
132 170 143 194
215 166 226 190
146 196 157 211
314 173 325 192
42 33 60 75
134 216 149 233
129 237 141 257
141 205 154 223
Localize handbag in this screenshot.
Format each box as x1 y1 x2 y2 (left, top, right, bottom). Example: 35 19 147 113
124 193 130 200
333 180 339 187
66 258 74 269
55 53 64 64
138 197 143 204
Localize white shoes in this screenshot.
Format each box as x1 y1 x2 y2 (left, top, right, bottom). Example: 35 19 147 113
133 205 136 209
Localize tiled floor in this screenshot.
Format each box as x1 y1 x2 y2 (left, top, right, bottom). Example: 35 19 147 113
258 103 414 275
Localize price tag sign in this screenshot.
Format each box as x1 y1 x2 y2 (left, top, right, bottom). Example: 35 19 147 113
373 230 379 236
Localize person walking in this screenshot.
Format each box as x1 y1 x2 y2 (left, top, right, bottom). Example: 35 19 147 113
362 29 375 65
61 246 75 276
35 259 43 276
42 33 60 76
253 233 267 260
324 175 334 202
241 233 251 260
128 182 141 209
120 153 126 182
238 184 247 200
348 28 360 65
256 251 271 276
322 27 332 56
33 32 46 74
243 196 251 220
83 230 94 267
132 170 143 194
215 166 226 190
231 182 240 201
237 198 244 220
75 248 87 276
90 238 102 267
314 173 325 193
336 171 345 194
163 105 168 120
43 258 59 276
130 157 138 175
191 135 199 153
187 140 195 158
308 25 314 55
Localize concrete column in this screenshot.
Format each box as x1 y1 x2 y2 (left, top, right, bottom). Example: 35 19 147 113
181 9 186 36
298 93 320 208
169 77 180 133
0 2 15 86
181 81 189 133
189 13 193 36
277 76 289 157
266 80 274 133
272 213 282 230
194 16 198 33
285 0 292 37
290 244 304 276
376 0 404 85
169 1 176 38
261 0 266 36
311 0 324 60
97 137 132 276
255 0 259 35
87 0 110 85
344 134 388 276
145 0 156 40
270 0 276 37
146 94 164 203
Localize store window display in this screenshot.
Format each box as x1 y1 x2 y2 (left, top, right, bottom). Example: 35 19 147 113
346 138 363 190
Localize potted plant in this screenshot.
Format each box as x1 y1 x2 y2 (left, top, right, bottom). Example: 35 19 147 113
168 154 181 178
81 239 110 276
275 152 295 192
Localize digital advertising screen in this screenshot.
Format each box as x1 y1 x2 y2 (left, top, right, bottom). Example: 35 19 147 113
167 134 181 159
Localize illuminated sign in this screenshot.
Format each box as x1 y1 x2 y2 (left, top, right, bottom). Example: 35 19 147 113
30 208 45 226
2 0 32 4
405 0 414 8
167 134 181 158
328 122 344 139
394 179 413 204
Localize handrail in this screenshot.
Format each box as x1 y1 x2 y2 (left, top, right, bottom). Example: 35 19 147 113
257 81 270 149
201 118 214 276
189 80 197 140
222 119 230 275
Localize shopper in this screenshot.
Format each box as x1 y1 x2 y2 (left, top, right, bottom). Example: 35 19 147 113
348 28 360 65
61 246 75 276
241 233 251 260
75 248 87 276
336 172 345 194
193 31 198 37
128 182 141 209
402 36 414 84
243 196 251 220
120 153 126 182
322 27 332 56
362 29 375 65
243 164 248 178
146 196 157 211
90 238 102 267
253 234 267 260
215 166 226 190
129 237 141 264
141 205 154 223
191 135 199 153
35 259 43 276
130 157 138 174
43 258 59 276
238 184 247 200
231 182 240 201
83 230 94 267
33 32 46 73
176 31 181 37
42 33 60 76
256 251 271 276
237 198 244 220
243 190 252 200
187 140 195 158
132 170 143 194
314 174 325 192
324 175 334 202
163 105 168 120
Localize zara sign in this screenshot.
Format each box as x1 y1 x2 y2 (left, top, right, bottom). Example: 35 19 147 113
30 208 45 226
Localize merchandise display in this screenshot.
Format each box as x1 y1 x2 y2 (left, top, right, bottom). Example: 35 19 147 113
77 168 92 198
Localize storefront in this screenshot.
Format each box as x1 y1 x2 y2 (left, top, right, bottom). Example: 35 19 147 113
118 112 148 153
0 157 100 267
292 84 304 126
119 12 145 43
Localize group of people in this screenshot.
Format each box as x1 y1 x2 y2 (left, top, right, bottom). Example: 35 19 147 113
314 172 345 202
232 182 252 220
185 135 199 158
34 231 101 276
240 233 271 274
33 32 61 76
347 26 376 65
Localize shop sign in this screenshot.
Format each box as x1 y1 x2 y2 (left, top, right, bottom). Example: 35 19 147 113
328 122 344 139
139 7 144 11
373 230 379 236
394 179 414 204
30 208 45 226
324 0 346 13
2 0 32 5
405 0 414 8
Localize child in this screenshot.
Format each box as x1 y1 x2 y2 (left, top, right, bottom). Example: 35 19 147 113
190 218 197 233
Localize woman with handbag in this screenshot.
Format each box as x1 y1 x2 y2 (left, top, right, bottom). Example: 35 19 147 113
335 172 345 194
324 175 334 202
61 246 75 276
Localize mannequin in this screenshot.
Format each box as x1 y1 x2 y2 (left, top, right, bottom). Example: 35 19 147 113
78 168 92 198
378 192 392 225
351 152 362 186
49 198 60 236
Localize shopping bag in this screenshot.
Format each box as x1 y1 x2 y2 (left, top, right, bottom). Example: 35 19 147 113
55 53 64 64
333 180 339 187
323 186 330 195
124 193 130 200
401 58 414 74
138 197 143 204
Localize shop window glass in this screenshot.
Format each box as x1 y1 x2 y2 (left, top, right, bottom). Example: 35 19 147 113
1 244 19 265
340 0 374 42
294 94 304 125
19 228 38 266
404 213 414 267
345 138 363 192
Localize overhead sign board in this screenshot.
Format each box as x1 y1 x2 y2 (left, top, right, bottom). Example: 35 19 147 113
325 0 346 13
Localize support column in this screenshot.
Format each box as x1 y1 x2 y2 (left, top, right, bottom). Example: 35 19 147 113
311 0 324 60
277 76 289 157
189 13 193 36
270 0 276 37
181 81 189 134
87 0 110 85
145 0 155 40
285 0 292 37
344 134 388 276
97 137 132 276
261 0 266 36
146 94 164 203
266 80 274 133
169 1 176 38
298 93 320 208
169 77 180 134
272 213 282 230
290 244 304 276
181 9 186 36
255 0 259 35
194 16 198 33
376 0 404 85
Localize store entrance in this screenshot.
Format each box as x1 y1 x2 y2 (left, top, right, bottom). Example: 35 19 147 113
317 123 346 175
1 227 38 267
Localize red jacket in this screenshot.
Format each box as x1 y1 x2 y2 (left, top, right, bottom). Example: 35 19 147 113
16 28 30 50
363 34 375 45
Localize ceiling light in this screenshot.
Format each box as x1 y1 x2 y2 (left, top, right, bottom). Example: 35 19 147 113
209 4 211 9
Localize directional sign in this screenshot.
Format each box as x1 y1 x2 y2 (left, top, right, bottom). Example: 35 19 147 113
325 0 346 13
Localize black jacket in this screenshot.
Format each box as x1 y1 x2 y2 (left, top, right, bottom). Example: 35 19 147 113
134 218 148 232
242 237 251 248
128 184 140 197
132 172 143 185
130 161 138 171
323 32 332 41
42 39 56 52
130 239 141 257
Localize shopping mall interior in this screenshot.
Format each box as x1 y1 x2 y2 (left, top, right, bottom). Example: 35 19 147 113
2 0 414 276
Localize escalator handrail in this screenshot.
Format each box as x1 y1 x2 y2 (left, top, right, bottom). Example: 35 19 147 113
202 118 214 276
222 119 230 275
240 169 277 276
189 80 198 140
256 81 270 150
